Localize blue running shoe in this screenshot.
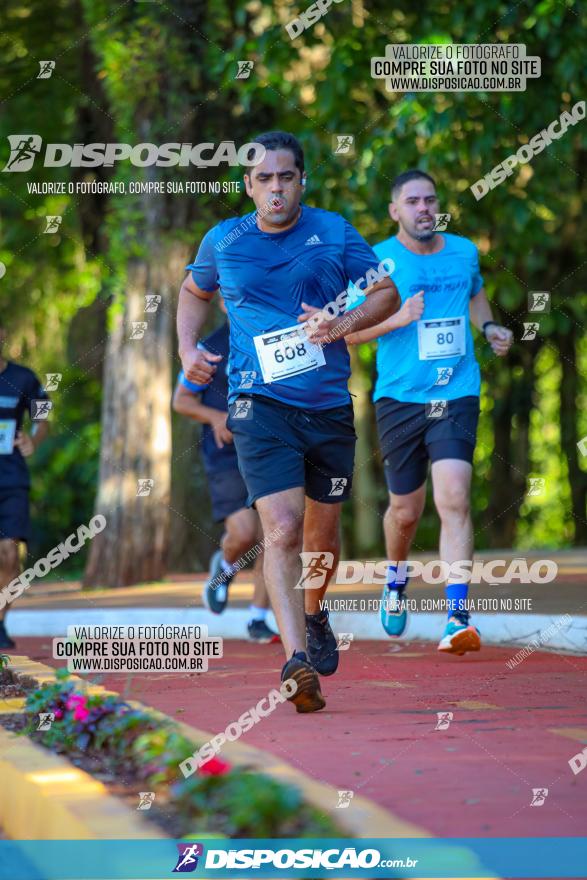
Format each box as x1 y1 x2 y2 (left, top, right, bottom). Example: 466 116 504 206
202 549 234 614
380 565 408 637
437 611 481 655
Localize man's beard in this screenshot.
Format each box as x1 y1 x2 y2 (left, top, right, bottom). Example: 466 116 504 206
412 228 435 241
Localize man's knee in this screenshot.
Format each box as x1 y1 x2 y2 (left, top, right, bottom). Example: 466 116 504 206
266 510 303 552
434 484 470 519
0 540 20 575
386 499 422 532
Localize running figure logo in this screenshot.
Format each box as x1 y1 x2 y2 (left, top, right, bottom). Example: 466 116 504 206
337 633 354 651
31 400 53 420
432 213 451 231
435 711 453 730
144 294 161 312
336 790 354 808
426 400 448 419
45 373 62 391
172 843 204 872
295 551 334 590
329 477 348 496
332 135 355 155
232 398 253 419
44 216 62 233
577 436 587 458
527 477 545 497
137 791 155 810
522 322 539 341
2 135 42 172
37 60 55 79
238 370 256 389
528 291 550 313
530 788 548 806
235 61 254 79
37 712 54 731
434 367 453 386
130 321 148 340
137 478 154 497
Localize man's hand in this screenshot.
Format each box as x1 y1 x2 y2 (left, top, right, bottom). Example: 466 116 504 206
395 290 424 327
209 411 233 448
14 431 35 458
486 324 513 357
297 303 341 345
181 348 222 385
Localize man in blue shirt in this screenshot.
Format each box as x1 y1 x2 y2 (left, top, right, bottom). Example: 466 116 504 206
0 319 49 649
172 304 279 644
177 131 400 712
347 170 512 655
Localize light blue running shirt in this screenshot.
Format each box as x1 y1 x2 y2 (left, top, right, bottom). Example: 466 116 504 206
348 233 484 403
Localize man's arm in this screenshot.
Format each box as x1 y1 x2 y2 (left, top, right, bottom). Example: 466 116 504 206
172 384 233 449
177 274 222 384
14 420 48 458
469 287 513 357
300 277 401 345
346 290 424 345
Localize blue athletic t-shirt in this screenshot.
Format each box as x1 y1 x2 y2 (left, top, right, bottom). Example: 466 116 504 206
0 362 48 489
186 205 384 410
348 233 484 403
176 323 239 474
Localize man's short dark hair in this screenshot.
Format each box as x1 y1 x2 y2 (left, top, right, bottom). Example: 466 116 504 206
391 170 436 200
246 131 304 177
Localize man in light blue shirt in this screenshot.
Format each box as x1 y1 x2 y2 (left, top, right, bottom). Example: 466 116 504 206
347 170 512 655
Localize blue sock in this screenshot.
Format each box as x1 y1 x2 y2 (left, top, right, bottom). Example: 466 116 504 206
445 583 468 617
386 564 409 591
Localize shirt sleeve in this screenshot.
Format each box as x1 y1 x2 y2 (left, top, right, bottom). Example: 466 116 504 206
25 372 49 418
470 246 484 297
185 228 219 293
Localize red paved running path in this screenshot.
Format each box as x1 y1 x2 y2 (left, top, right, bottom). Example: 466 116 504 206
14 637 587 838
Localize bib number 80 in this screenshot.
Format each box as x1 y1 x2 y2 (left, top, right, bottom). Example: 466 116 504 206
436 332 454 345
274 342 307 363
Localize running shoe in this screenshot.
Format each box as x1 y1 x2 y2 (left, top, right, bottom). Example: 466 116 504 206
437 611 481 655
0 621 15 650
281 650 325 713
247 619 280 644
305 609 339 676
380 583 408 637
202 549 234 615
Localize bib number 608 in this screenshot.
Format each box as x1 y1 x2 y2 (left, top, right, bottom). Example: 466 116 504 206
274 342 307 363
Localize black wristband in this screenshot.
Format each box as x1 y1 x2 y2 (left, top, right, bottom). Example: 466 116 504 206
482 321 498 338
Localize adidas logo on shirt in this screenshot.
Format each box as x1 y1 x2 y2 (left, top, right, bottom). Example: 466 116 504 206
305 234 322 245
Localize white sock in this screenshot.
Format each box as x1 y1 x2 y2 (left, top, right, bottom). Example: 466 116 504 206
221 557 236 575
249 605 267 622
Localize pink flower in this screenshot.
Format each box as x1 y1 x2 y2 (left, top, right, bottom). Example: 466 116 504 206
54 709 64 720
198 756 231 776
73 706 90 722
66 694 90 722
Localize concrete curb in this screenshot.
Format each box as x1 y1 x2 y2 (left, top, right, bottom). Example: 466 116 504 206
4 656 432 841
8 609 587 653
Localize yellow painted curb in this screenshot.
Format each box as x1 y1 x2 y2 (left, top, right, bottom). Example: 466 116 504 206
0 727 166 840
6 655 430 840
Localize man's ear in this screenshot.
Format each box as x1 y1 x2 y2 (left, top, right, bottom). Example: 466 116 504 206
244 173 253 197
388 201 398 222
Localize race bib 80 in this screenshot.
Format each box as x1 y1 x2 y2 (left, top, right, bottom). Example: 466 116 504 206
417 316 466 361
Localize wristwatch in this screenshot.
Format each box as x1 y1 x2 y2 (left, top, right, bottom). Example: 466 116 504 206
482 321 498 338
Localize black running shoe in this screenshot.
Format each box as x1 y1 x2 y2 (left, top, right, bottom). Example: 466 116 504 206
0 621 15 650
305 609 339 676
247 619 280 644
202 550 234 615
281 650 325 713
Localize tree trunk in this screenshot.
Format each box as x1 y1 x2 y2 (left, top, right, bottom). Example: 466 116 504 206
348 349 381 556
557 321 587 544
486 345 537 547
83 254 173 587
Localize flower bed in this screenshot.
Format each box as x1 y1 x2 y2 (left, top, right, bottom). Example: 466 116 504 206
0 663 341 839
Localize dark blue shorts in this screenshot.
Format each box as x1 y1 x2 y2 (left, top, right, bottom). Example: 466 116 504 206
0 487 30 543
376 396 480 495
227 395 356 506
206 467 249 524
